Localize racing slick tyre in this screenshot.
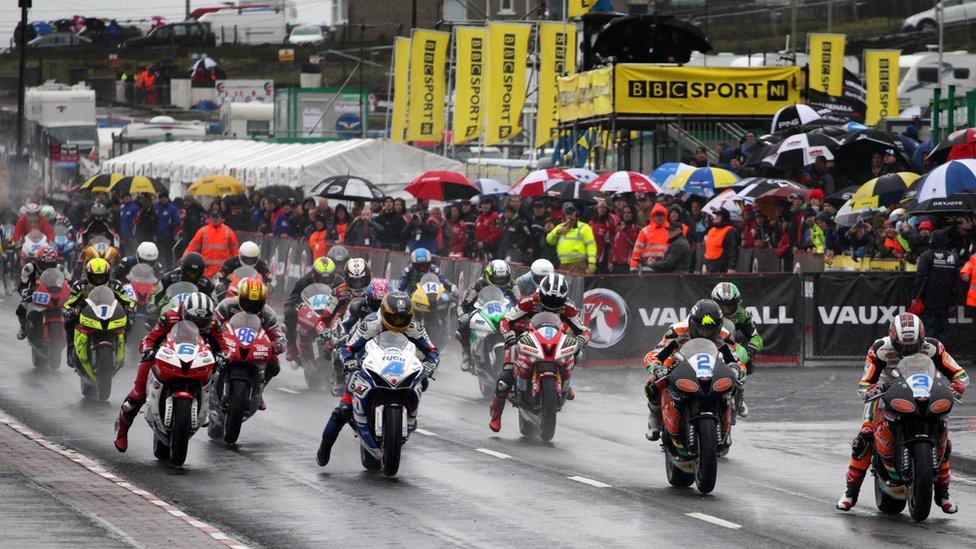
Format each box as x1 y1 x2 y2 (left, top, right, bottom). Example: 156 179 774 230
381 405 403 477
695 416 719 495
223 379 249 445
908 441 934 522
169 398 193 466
539 376 558 442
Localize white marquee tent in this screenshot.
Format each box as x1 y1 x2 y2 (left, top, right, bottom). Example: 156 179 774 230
100 138 463 195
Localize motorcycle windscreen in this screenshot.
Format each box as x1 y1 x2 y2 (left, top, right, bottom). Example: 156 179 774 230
419 272 443 294
675 338 722 375
301 283 335 314
529 311 562 330
39 267 66 290
895 354 938 398
127 263 158 285
163 281 199 310
85 286 123 321
231 266 260 283
476 285 507 307
228 312 262 347
171 320 201 345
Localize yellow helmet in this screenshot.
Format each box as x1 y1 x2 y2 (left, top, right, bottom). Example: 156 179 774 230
86 257 110 286
380 291 414 333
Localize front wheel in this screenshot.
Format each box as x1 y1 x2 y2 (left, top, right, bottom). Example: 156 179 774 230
30 346 46 370
94 344 115 402
169 398 193 466
909 441 934 522
152 436 170 461
695 416 719 495
539 376 558 442
223 379 250 445
381 405 403 477
518 410 539 438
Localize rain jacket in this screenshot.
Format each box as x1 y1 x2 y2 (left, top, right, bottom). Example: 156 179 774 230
629 203 670 268
184 222 239 278
546 219 597 267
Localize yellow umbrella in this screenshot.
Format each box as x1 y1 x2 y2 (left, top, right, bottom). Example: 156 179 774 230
111 175 168 195
77 173 124 192
666 167 741 197
187 175 246 197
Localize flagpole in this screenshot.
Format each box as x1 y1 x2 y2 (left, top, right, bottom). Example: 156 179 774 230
384 38 395 138
445 26 456 157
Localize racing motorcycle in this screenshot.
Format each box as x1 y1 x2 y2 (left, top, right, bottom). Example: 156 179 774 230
218 266 260 301
144 321 217 466
75 235 119 280
53 222 76 269
25 267 71 371
348 332 426 477
410 273 452 349
658 338 738 495
510 312 581 442
869 354 957 522
122 264 160 364
20 229 48 265
73 285 128 401
294 282 337 390
208 312 272 445
467 286 512 398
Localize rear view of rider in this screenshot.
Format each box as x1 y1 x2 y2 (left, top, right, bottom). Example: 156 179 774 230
711 281 763 417
514 258 554 299
156 253 216 308
489 273 589 432
284 256 339 362
217 240 272 285
113 241 162 282
456 259 517 372
79 203 119 246
642 299 745 443
327 245 350 279
16 244 69 339
398 248 454 295
12 202 55 242
836 313 968 513
113 293 220 452
315 291 439 467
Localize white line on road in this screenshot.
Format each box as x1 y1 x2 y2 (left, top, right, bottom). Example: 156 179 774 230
277 387 302 394
686 512 741 529
475 448 511 459
567 475 611 488
414 428 436 436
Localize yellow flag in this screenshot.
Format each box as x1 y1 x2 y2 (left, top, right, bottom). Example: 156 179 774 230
484 22 532 146
568 0 594 18
406 29 450 142
390 37 411 143
557 74 578 123
535 22 576 149
864 49 900 125
808 33 845 97
452 27 486 145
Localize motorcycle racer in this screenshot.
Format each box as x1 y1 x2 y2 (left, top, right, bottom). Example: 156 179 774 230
155 253 217 308
283 256 339 362
113 242 163 282
397 248 454 295
457 259 517 372
15 245 69 339
12 202 55 242
836 313 968 514
62 258 136 369
514 258 553 299
216 240 273 286
710 281 763 417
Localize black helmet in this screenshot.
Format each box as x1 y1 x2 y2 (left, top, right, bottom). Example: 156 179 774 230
327 245 350 274
688 299 723 340
380 291 414 333
181 253 205 283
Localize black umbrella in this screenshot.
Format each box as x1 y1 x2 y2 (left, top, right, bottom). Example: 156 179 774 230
837 129 914 170
592 16 654 63
825 185 861 208
257 185 303 203
653 18 711 55
908 191 976 215
309 175 385 200
545 180 598 203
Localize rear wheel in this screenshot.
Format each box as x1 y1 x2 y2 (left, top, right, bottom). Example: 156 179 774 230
381 406 403 477
223 379 250 445
875 474 907 514
360 446 381 470
909 441 934 522
94 344 115 402
152 436 170 461
665 450 695 488
169 398 193 466
695 416 719 495
539 376 558 442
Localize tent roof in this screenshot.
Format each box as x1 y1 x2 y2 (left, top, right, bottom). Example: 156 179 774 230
100 138 463 193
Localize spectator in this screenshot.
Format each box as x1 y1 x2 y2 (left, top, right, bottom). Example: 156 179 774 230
525 200 548 259
346 207 382 247
666 205 689 236
880 148 906 175
800 209 823 254
405 209 438 252
691 147 709 167
914 230 959 342
155 191 180 269
879 220 909 259
184 210 239 278
133 194 158 247
740 205 758 248
119 192 138 255
375 197 407 250
546 202 597 274
540 218 559 265
332 204 350 243
772 216 793 269
739 131 759 156
497 204 530 263
817 212 839 257
807 155 836 194
609 205 640 273
908 219 934 261
473 198 503 259
630 203 670 271
870 152 884 178
703 208 739 273
273 203 294 237
650 227 691 273
428 207 445 254
308 216 330 259
442 205 468 258
587 200 619 272
635 193 654 227
808 189 825 212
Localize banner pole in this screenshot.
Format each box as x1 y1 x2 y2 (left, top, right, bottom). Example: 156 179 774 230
445 26 456 156
384 37 395 138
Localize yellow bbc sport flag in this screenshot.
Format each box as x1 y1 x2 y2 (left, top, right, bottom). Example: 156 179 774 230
452 27 486 145
569 0 594 18
391 37 411 143
864 49 900 125
535 22 576 149
808 33 845 97
406 29 450 142
484 22 531 146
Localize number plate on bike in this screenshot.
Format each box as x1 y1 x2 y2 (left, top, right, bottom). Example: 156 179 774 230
908 374 932 398
236 327 257 345
691 353 715 377
32 291 50 305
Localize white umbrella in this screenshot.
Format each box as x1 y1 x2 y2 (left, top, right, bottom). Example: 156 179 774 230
564 168 598 184
474 178 510 195
190 56 218 73
702 189 744 221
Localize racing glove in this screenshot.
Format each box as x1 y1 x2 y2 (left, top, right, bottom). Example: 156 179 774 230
577 334 589 349
860 384 882 400
503 331 518 347
141 348 156 362
745 343 759 358
271 339 286 355
422 361 437 380
950 379 967 398
457 312 472 326
343 359 360 373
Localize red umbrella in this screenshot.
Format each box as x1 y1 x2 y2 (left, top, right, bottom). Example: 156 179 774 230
584 171 662 194
508 169 576 196
405 171 480 201
927 128 976 165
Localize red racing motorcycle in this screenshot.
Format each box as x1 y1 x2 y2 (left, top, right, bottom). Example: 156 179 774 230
294 282 337 391
208 312 272 445
26 267 71 371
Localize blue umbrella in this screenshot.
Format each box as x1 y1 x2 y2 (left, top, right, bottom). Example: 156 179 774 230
650 162 694 187
905 159 976 206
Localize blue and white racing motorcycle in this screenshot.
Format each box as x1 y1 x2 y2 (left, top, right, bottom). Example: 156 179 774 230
349 332 426 477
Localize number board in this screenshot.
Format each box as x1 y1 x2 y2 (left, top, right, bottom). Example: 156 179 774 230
236 327 257 345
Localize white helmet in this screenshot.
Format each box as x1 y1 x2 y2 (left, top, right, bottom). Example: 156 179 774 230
485 259 512 287
344 257 371 297
538 273 569 311
530 259 554 285
240 241 260 266
136 241 159 263
180 292 215 329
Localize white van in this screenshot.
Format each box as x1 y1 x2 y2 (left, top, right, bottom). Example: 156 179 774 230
897 51 976 108
199 8 290 45
25 82 97 152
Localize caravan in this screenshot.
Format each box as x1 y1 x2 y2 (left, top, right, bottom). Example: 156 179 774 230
199 7 291 45
898 52 976 108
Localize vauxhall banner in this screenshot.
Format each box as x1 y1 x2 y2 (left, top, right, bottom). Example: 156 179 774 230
390 37 411 143
582 274 801 365
484 22 531 146
808 33 846 97
614 65 801 116
406 29 450 142
452 27 486 145
864 49 900 125
535 22 576 148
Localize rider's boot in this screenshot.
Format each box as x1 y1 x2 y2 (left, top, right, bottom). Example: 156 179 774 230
16 306 26 340
488 394 506 432
646 401 662 441
935 484 959 514
460 341 474 372
316 402 351 467
331 359 345 397
837 427 872 510
113 398 141 453
835 466 866 510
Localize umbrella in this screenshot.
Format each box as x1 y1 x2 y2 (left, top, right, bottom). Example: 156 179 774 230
834 173 920 226
406 171 480 201
909 191 976 215
751 133 839 170
770 104 822 134
903 159 976 207
825 185 861 208
509 169 576 196
585 171 661 194
111 175 167 196
734 178 806 201
650 162 695 187
309 175 384 200
187 175 246 197
837 129 914 173
666 167 740 197
927 128 976 165
74 173 124 194
702 189 743 221
258 185 303 203
189 56 218 73
546 180 598 202
592 16 654 63
474 178 510 196
564 168 599 184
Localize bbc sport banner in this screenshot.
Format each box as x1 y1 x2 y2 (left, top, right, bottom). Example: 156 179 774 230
535 22 576 149
406 29 450 142
864 49 900 125
808 33 846 97
613 65 801 116
484 22 531 146
390 37 411 143
452 27 486 145
568 0 594 18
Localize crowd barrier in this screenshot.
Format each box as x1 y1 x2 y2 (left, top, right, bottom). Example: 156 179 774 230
246 233 964 368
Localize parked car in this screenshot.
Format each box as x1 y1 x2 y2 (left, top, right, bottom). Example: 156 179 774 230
27 33 92 49
288 25 325 46
121 22 215 49
903 0 976 32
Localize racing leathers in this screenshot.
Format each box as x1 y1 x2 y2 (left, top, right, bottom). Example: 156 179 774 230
15 261 71 337
642 323 745 443
456 278 517 371
316 316 439 466
837 337 968 512
488 293 589 432
62 280 135 368
283 270 340 360
155 268 217 309
397 264 453 295
216 256 273 294
214 297 286 390
724 306 763 418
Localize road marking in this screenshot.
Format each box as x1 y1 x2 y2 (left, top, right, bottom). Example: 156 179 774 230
475 448 511 459
414 428 436 436
277 387 302 394
568 475 611 488
686 512 741 529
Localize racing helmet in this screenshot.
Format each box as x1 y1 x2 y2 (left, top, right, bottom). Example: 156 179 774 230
380 291 414 333
86 257 111 286
366 279 390 311
313 256 336 281
485 259 511 288
180 292 215 329
710 282 741 317
136 242 159 264
180 253 205 283
538 273 569 311
688 299 723 340
410 248 432 272
23 202 40 218
237 277 268 314
530 259 554 285
36 244 59 271
40 205 56 223
239 241 260 266
344 258 371 297
91 203 109 220
327 245 350 274
890 313 925 356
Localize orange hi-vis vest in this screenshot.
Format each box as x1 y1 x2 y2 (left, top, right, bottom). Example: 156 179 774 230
704 225 733 261
962 255 976 307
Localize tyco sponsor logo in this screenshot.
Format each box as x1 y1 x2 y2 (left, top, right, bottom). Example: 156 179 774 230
627 79 789 101
583 289 628 348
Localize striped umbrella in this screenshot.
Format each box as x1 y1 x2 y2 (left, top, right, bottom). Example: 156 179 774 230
702 189 743 221
770 104 821 134
73 172 124 194
564 168 599 184
509 169 576 196
734 178 807 202
474 178 510 195
752 133 838 170
666 167 740 197
650 162 695 187
110 175 168 196
585 171 662 194
847 172 919 210
904 159 976 207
